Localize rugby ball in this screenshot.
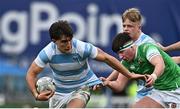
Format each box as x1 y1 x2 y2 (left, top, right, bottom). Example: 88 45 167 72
36 76 56 93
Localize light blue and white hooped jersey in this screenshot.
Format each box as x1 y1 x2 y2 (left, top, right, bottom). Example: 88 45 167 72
134 32 156 46
34 38 102 93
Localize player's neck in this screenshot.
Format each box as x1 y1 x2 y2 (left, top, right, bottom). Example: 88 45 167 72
133 31 141 41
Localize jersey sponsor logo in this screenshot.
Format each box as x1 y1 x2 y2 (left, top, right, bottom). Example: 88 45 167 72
138 59 143 64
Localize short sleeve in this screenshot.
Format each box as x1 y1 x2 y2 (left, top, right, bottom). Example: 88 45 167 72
146 46 161 61
89 43 98 59
75 39 98 59
34 42 54 68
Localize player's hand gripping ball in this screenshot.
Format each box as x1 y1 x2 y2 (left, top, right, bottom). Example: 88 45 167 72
36 76 56 93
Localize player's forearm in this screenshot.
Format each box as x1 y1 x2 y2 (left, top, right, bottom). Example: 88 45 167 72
26 64 40 97
26 62 43 97
172 56 180 64
152 62 165 79
26 71 38 97
107 70 119 81
106 55 133 79
107 81 124 92
165 41 180 51
96 49 133 79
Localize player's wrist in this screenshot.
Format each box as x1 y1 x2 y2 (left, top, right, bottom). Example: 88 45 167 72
33 89 39 100
106 77 110 81
34 93 39 100
151 73 157 82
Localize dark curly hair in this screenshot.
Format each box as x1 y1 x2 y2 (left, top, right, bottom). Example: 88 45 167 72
112 32 132 53
49 20 73 41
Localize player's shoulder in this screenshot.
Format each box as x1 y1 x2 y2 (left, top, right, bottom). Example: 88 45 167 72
141 42 153 46
142 42 157 48
73 38 94 48
140 43 158 52
42 42 55 52
73 38 86 45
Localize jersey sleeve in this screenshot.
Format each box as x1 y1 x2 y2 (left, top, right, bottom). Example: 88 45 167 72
88 43 98 59
75 39 98 59
34 42 54 68
146 45 161 61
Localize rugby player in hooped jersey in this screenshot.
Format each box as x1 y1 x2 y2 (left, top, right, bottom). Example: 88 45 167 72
26 20 145 108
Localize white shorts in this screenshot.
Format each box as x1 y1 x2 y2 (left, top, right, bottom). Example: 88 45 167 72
147 88 180 108
49 87 91 108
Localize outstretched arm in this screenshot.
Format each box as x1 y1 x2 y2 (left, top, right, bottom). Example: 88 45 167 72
95 48 145 80
106 70 119 81
157 41 180 64
158 41 180 51
172 56 180 64
101 73 128 92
